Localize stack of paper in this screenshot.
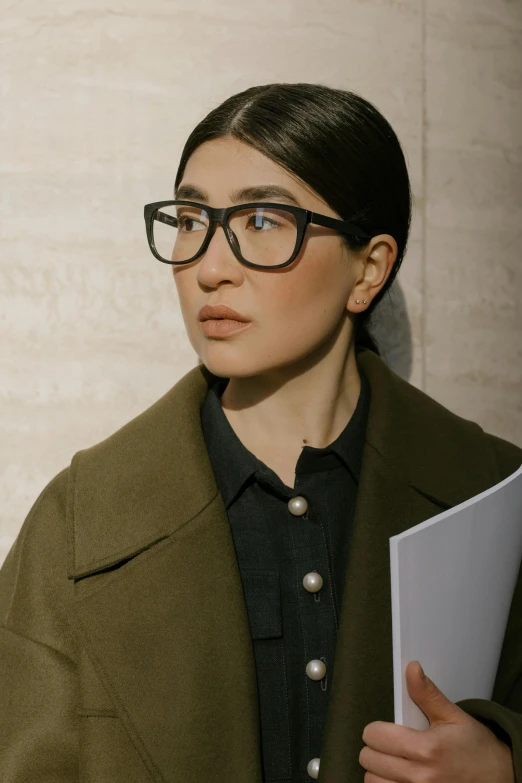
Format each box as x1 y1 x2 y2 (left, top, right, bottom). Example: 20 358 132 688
390 464 522 730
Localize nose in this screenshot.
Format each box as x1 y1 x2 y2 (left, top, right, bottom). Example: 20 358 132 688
196 221 243 285
204 220 239 257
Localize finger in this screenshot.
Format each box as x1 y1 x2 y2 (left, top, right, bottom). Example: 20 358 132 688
359 745 420 783
363 720 429 761
405 661 464 727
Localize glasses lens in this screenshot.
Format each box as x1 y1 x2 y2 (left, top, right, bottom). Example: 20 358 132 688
152 204 210 263
228 206 298 266
151 203 298 266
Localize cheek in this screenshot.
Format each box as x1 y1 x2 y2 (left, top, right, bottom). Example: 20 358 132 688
172 268 201 344
276 249 349 317
260 262 348 346
172 267 195 314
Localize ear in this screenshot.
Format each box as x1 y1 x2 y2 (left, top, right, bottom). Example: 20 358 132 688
347 234 398 313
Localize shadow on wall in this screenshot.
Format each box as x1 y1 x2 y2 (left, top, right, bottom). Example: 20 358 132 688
196 280 413 382
368 280 413 381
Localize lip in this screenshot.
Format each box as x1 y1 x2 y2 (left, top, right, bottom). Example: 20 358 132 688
200 319 252 338
198 304 250 322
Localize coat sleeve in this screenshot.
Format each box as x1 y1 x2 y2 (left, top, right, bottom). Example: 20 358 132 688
457 432 522 781
0 467 80 782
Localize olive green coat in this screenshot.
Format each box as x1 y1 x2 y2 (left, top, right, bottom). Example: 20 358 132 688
1 349 521 783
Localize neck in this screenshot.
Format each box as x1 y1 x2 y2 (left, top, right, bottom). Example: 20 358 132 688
218 320 361 462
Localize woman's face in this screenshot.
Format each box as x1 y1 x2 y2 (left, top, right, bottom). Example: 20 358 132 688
172 135 369 379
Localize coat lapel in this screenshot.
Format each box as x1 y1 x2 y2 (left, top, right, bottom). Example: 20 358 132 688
66 350 499 783
67 365 263 783
71 493 262 783
319 349 499 781
318 447 449 780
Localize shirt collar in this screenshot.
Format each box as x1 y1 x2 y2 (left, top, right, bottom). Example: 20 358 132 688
200 369 370 510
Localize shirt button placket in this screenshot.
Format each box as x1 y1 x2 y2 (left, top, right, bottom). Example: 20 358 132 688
288 493 325 779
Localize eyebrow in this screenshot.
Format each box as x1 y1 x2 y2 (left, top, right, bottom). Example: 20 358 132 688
174 183 302 207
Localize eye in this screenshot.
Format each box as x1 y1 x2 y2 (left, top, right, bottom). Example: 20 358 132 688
246 213 280 231
178 215 207 232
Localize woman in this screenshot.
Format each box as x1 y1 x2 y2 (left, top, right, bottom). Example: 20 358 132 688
1 83 520 783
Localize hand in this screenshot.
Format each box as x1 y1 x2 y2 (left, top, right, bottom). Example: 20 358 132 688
359 660 515 783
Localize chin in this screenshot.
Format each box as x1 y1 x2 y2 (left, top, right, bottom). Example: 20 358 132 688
198 348 265 380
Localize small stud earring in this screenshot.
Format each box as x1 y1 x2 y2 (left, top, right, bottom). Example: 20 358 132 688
356 299 361 304
363 299 367 304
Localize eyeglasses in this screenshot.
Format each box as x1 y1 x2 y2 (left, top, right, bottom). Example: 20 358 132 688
143 200 372 270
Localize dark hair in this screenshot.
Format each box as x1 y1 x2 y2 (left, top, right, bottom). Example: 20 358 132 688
174 82 412 354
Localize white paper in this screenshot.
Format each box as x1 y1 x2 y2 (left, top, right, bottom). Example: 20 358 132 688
390 464 522 730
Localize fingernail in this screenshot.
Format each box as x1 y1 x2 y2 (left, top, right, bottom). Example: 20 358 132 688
418 663 426 679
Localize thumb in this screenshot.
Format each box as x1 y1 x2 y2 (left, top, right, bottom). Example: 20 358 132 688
406 661 464 727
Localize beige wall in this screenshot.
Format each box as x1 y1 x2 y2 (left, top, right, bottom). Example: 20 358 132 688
1 0 521 565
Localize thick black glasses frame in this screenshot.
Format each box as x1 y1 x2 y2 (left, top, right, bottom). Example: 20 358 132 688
144 200 372 270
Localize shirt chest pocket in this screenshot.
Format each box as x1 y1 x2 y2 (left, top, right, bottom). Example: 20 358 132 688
241 569 292 780
241 569 283 639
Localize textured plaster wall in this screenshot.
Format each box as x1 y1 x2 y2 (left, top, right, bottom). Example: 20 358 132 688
1 0 521 565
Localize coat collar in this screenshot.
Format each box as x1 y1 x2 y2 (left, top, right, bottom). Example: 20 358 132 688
66 348 497 581
66 349 500 783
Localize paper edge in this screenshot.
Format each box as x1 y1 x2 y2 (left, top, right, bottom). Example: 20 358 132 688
389 536 403 725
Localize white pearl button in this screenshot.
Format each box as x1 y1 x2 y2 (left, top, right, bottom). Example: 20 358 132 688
307 757 320 779
303 571 323 592
306 659 327 680
287 495 308 516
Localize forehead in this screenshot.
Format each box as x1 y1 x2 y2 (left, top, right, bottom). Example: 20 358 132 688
179 136 325 209
183 136 287 179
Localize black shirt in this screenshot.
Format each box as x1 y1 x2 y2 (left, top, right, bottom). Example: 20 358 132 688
200 370 370 782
